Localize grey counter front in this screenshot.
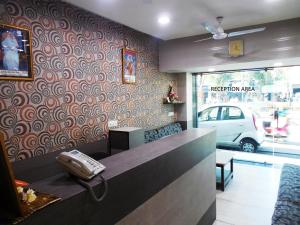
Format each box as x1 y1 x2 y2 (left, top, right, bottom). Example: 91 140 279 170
4 128 216 225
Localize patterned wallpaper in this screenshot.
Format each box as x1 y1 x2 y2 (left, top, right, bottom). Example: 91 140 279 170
0 0 176 161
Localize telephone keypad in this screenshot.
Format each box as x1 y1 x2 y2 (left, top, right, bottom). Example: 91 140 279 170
71 150 105 174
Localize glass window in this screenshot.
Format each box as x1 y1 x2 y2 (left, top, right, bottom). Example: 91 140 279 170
220 107 244 120
199 107 219 121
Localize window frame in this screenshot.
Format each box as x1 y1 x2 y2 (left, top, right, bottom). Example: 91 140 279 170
220 106 245 120
198 106 221 122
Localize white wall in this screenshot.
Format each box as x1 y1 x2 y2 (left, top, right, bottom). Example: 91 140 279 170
176 73 193 128
159 18 300 73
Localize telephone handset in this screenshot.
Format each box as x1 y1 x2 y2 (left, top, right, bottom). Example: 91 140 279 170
56 150 108 203
56 150 106 180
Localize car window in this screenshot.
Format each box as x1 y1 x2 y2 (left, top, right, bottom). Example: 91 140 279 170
199 107 219 121
220 107 245 120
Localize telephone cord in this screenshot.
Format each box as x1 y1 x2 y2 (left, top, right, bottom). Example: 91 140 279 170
76 174 108 203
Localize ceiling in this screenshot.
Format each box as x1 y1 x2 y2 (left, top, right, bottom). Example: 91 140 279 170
63 0 300 40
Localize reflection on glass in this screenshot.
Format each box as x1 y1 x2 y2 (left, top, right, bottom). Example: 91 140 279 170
195 66 300 164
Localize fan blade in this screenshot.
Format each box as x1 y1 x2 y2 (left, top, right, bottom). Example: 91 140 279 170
194 37 213 42
228 27 266 37
201 22 219 34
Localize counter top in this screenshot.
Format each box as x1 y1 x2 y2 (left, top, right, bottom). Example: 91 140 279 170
3 128 216 225
31 128 214 199
109 127 143 132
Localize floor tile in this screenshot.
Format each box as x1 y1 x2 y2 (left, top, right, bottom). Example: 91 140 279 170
215 163 281 225
213 220 234 225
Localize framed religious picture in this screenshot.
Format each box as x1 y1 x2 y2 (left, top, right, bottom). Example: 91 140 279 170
122 48 137 84
0 23 33 81
228 39 244 57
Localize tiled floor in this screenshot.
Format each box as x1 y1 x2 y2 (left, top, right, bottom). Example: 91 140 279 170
213 163 281 225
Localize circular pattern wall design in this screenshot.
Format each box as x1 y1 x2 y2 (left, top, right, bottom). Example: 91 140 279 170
0 0 175 161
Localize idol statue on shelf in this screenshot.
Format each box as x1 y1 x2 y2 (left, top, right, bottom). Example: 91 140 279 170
167 84 180 103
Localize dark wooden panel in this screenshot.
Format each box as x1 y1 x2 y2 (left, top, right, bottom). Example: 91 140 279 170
197 200 216 225
128 130 144 149
0 134 23 220
109 128 144 150
4 128 215 225
12 139 109 183
109 131 130 150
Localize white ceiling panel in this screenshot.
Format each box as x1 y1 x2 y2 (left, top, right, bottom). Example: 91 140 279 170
63 0 300 40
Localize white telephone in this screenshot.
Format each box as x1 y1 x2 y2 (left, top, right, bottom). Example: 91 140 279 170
56 150 106 180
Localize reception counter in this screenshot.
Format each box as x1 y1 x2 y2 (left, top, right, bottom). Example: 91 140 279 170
5 128 216 225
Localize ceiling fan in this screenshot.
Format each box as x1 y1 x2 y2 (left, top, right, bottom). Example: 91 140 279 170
194 16 266 42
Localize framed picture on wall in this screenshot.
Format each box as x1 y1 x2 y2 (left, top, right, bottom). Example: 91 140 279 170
0 24 33 81
228 39 244 57
122 48 137 84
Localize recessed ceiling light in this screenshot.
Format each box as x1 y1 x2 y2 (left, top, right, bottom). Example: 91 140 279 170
274 62 283 67
208 68 215 72
158 16 170 25
276 36 293 42
210 46 226 51
273 47 292 52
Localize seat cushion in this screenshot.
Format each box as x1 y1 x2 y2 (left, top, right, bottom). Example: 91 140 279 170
277 164 300 203
163 124 173 136
157 127 167 138
144 129 159 143
272 200 300 225
173 122 182 133
144 122 183 143
281 164 300 181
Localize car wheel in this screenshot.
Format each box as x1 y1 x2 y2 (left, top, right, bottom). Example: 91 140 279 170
241 139 257 153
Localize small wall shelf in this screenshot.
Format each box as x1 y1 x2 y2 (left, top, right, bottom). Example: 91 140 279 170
163 102 185 105
163 97 184 104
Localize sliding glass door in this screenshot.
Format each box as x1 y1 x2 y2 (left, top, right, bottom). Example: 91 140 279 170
193 66 300 164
